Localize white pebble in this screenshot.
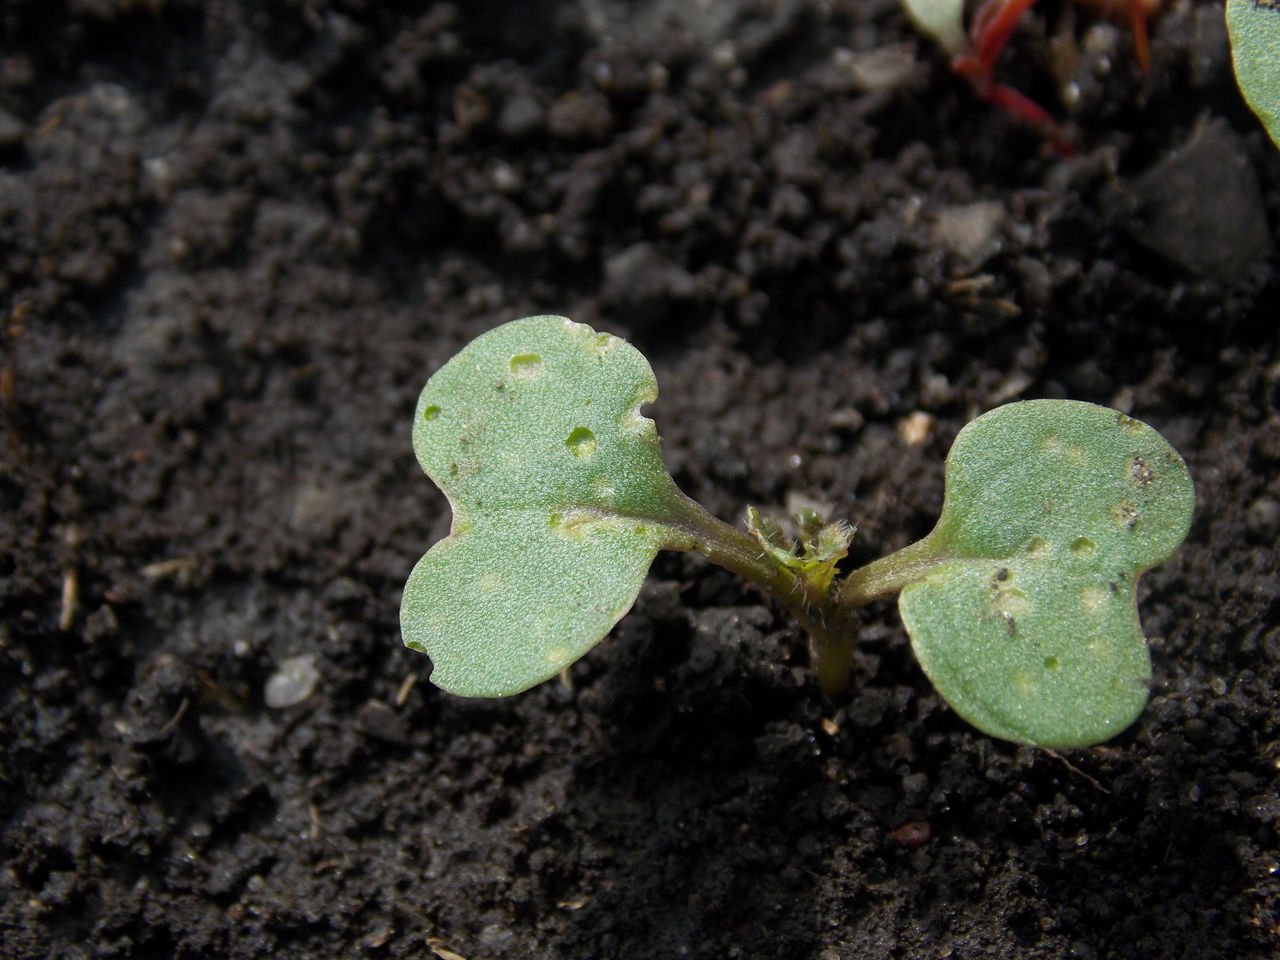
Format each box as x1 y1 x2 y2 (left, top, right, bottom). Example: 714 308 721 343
264 655 320 708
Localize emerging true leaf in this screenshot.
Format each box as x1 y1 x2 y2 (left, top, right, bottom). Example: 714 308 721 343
401 315 701 696
1227 0 1280 151
898 400 1194 748
747 506 854 596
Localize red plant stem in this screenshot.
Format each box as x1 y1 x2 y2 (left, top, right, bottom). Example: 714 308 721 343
971 0 1040 75
1127 0 1151 75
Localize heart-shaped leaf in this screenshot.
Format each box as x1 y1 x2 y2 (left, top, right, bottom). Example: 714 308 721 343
899 400 1194 747
401 315 699 696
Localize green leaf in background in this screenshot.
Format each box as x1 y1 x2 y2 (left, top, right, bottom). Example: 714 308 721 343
1227 0 1280 150
901 0 968 56
899 401 1195 748
401 315 698 696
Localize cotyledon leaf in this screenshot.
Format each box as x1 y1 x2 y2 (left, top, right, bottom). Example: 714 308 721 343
901 0 967 56
401 315 702 697
899 400 1194 748
1227 0 1280 151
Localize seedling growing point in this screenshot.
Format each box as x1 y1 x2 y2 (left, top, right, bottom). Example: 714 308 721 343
402 317 1194 748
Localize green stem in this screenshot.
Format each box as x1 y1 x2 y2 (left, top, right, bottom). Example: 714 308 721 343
662 493 822 621
661 494 860 693
833 534 950 609
661 494 953 696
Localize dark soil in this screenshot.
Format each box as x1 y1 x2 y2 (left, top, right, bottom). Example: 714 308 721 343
2 1 1279 958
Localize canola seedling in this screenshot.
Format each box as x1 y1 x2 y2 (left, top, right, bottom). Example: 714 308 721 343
401 316 1194 749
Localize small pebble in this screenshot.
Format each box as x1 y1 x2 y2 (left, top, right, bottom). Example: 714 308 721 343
898 411 934 447
264 654 320 708
1246 497 1280 538
0 106 26 152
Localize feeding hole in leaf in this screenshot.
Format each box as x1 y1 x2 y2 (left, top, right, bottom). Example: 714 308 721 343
510 353 544 379
585 332 615 359
1044 656 1060 671
566 427 597 458
993 588 1028 614
1081 586 1108 613
1069 536 1096 557
1131 455 1154 487
423 404 441 421
1116 412 1142 434
1111 501 1138 530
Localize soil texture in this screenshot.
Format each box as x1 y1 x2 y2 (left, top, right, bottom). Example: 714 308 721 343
2 1 1279 958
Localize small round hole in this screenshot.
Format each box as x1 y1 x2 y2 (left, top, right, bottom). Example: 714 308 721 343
510 353 543 378
566 427 596 458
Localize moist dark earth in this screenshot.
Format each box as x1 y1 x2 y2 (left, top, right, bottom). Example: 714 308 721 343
2 1 1279 958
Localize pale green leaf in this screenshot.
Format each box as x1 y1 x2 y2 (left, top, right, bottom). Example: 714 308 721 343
902 0 968 56
900 400 1194 747
401 315 698 696
1227 0 1280 150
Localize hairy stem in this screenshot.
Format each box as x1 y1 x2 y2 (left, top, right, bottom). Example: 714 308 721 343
663 493 955 694
663 494 823 619
662 494 860 691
